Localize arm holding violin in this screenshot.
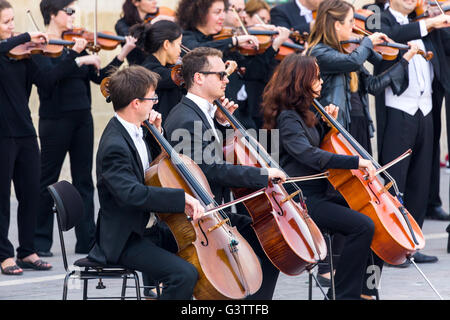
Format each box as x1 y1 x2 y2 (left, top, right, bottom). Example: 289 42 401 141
310 38 373 74
269 5 310 34
142 60 178 90
29 48 82 92
0 33 30 53
182 30 234 53
368 12 422 43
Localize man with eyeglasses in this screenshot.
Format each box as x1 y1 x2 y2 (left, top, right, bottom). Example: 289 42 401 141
164 47 286 300
88 65 206 300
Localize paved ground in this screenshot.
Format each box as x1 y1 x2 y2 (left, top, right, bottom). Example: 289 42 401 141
0 169 448 301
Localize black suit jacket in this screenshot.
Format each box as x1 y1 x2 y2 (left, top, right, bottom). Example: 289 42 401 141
270 0 310 34
164 96 269 203
88 117 185 264
366 9 449 153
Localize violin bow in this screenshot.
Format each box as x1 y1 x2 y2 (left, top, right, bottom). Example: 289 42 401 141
26 10 41 32
433 0 446 14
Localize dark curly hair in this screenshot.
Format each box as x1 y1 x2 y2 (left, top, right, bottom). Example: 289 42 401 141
176 0 229 31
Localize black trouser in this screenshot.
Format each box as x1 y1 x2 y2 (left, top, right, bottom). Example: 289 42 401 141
126 213 279 300
427 81 449 210
0 136 40 262
380 108 433 228
118 223 198 300
307 193 378 300
35 111 96 253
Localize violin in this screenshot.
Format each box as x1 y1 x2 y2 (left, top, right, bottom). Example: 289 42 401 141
341 26 433 61
100 77 264 300
8 33 75 60
414 0 450 21
313 98 425 265
143 6 176 24
62 28 126 52
214 62 327 276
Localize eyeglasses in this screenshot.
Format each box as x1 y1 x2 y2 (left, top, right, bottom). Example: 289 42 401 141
198 71 228 81
137 94 159 103
61 7 76 16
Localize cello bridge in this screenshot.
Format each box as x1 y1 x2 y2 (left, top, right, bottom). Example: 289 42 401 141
208 218 230 232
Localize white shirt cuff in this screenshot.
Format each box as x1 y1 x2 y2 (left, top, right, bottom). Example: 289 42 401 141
419 20 428 37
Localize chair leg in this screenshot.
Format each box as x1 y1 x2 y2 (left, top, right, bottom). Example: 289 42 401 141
327 233 336 300
132 271 141 300
83 279 88 300
308 270 313 300
121 275 128 300
62 272 73 300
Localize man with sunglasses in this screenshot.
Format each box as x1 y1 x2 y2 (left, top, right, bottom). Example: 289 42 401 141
33 0 137 258
164 47 286 300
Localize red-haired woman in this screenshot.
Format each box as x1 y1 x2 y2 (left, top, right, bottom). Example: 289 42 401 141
262 54 380 300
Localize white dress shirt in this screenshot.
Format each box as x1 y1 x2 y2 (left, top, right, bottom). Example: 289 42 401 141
295 0 313 23
115 113 156 228
384 7 434 116
185 92 222 142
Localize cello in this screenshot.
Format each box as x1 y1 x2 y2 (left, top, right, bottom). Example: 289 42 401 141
218 98 327 275
99 78 265 300
312 98 425 266
313 99 444 299
213 63 328 276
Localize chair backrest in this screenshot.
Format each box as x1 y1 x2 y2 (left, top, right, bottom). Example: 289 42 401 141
48 180 85 272
48 180 85 232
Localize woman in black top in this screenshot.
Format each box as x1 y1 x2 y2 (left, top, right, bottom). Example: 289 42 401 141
0 0 76 275
176 0 290 130
33 0 136 256
130 20 184 123
262 54 382 300
115 0 175 65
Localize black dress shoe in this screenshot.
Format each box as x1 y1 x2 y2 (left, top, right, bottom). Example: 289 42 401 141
412 252 438 263
143 288 159 299
36 251 53 257
426 206 450 221
316 274 331 287
385 260 411 268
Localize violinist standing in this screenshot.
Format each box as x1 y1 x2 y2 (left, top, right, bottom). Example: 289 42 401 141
262 54 380 300
367 0 450 264
87 65 205 300
33 0 136 257
270 0 323 35
130 20 185 124
177 0 290 130
0 0 77 275
115 0 174 65
164 47 287 299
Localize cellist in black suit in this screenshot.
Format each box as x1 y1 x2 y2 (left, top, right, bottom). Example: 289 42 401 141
367 0 450 264
88 66 205 300
164 47 286 299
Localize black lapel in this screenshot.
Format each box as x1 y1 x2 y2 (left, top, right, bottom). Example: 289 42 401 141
111 117 145 177
181 96 223 145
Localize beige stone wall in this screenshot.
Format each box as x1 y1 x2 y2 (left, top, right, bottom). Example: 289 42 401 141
9 0 448 185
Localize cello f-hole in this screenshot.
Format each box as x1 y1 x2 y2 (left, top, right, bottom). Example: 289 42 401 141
198 220 209 247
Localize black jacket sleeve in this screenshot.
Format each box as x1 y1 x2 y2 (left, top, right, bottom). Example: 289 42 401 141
363 58 409 96
278 111 359 171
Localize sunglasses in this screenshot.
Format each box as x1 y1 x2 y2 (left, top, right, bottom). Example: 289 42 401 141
137 94 159 103
198 71 228 81
61 7 76 16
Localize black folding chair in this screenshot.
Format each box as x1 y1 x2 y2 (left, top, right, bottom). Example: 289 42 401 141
48 180 147 300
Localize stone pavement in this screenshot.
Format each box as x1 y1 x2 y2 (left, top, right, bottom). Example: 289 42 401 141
0 169 448 300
